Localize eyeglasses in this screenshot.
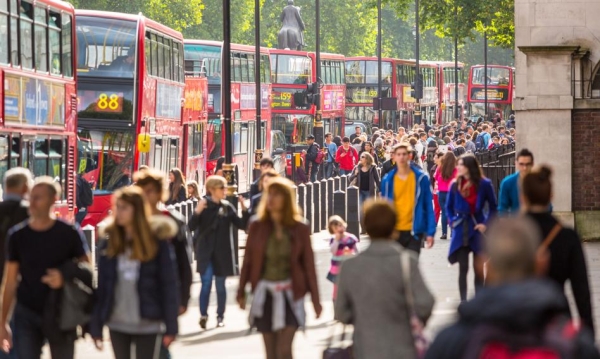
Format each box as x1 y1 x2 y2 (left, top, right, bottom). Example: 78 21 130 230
360 156 367 159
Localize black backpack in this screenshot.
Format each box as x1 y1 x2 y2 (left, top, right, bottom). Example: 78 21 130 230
77 176 94 207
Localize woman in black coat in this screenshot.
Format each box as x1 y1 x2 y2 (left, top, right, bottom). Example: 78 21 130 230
522 165 595 337
188 176 246 329
166 168 187 205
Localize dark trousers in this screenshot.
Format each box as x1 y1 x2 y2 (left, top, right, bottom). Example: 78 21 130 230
109 330 161 359
13 304 75 359
397 231 424 256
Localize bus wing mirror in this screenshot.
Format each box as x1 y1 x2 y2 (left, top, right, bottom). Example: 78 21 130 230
138 134 151 153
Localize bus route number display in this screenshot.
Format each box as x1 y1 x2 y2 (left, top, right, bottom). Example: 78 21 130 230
94 92 124 113
272 90 293 109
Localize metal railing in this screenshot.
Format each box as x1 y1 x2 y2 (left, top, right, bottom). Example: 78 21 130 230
474 143 516 194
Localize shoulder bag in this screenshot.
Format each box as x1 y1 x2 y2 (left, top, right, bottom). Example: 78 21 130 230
322 323 354 359
401 251 428 358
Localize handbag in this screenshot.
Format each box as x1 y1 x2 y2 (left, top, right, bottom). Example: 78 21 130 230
59 266 94 331
401 251 428 358
322 323 354 359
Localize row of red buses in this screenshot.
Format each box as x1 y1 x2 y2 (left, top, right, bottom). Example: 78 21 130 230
467 64 514 121
345 57 444 132
75 10 187 226
183 40 279 192
0 0 77 221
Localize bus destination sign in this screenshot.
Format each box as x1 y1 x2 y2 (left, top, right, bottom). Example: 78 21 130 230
470 88 509 102
271 88 309 110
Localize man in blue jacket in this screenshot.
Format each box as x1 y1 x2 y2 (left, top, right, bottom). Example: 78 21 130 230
498 149 534 215
381 143 436 256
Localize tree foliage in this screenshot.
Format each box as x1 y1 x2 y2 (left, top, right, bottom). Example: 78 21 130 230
417 0 514 48
68 0 203 33
67 0 513 66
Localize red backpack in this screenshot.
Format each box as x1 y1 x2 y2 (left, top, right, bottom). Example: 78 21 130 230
463 315 580 359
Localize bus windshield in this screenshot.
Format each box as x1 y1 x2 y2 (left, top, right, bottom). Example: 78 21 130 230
472 67 511 86
76 16 137 78
270 54 311 84
184 44 222 84
346 60 392 84
78 129 134 193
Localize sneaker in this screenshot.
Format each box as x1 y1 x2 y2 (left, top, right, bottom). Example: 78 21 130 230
440 234 447 240
199 316 208 329
217 317 224 328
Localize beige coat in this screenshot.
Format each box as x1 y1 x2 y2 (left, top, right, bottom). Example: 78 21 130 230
335 241 435 359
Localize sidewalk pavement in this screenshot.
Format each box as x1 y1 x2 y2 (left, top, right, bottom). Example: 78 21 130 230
44 230 600 358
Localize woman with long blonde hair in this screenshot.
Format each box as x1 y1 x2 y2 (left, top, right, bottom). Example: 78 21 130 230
91 186 180 359
238 177 322 359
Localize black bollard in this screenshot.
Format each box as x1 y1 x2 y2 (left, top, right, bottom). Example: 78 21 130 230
334 176 341 192
297 184 306 218
82 225 97 286
333 190 347 221
312 181 321 233
327 178 334 226
305 182 313 230
346 186 360 239
180 200 188 222
340 174 348 193
320 178 328 230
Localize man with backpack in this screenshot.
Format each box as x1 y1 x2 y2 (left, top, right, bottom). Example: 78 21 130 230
305 134 322 182
425 217 600 359
75 173 94 225
323 132 338 179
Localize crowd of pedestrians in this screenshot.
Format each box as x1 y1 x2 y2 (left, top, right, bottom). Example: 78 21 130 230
2 113 600 359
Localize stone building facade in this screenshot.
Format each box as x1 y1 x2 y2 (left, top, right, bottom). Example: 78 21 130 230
515 0 600 239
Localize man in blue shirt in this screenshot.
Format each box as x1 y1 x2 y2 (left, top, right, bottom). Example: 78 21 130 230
323 132 338 179
481 124 492 149
498 149 534 215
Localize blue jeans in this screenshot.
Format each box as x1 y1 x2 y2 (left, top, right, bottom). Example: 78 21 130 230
359 190 370 205
309 163 319 183
14 304 75 359
324 162 334 179
199 263 226 319
340 169 352 176
439 191 449 235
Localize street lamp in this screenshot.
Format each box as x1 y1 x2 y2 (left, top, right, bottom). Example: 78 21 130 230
414 0 422 125
222 0 237 198
253 0 262 181
377 0 382 128
313 0 323 146
484 31 488 121
454 5 459 121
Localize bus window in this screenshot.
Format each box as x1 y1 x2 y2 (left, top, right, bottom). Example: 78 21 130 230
20 1 33 69
78 130 134 191
207 119 222 161
75 16 136 78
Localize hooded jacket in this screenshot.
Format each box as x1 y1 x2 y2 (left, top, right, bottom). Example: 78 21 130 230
189 197 244 277
425 280 600 359
380 162 436 238
91 215 180 338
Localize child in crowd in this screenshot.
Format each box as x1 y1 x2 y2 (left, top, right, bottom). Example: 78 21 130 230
327 216 359 300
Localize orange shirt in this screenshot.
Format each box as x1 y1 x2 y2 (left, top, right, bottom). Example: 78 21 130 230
394 171 416 231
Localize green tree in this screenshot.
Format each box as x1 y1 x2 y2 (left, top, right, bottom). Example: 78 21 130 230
69 0 204 33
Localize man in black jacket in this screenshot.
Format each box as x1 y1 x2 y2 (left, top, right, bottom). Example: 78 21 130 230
0 168 31 281
425 217 600 359
248 157 274 200
305 134 320 182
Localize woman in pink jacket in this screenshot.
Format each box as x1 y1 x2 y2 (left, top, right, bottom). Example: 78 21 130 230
434 152 458 239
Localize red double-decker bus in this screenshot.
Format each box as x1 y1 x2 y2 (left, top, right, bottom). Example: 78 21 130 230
184 40 277 192
75 10 186 226
0 0 77 221
396 60 439 128
345 57 394 132
181 76 208 187
436 61 466 124
269 49 345 174
467 64 514 121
